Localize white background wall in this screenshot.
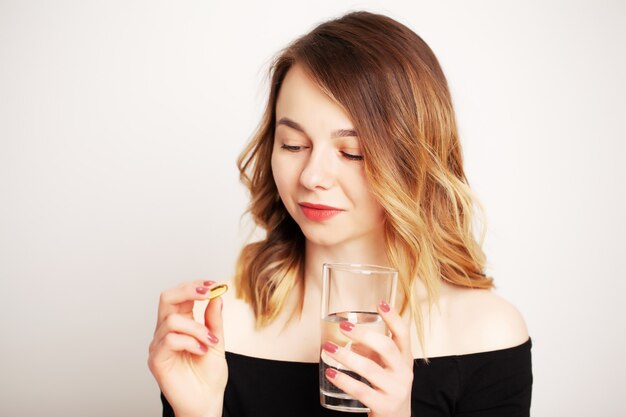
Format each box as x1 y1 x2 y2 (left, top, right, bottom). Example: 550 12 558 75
1 1 624 416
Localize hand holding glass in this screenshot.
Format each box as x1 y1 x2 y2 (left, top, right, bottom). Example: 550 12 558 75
319 263 398 413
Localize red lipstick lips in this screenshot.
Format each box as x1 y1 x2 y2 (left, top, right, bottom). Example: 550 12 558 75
299 202 343 222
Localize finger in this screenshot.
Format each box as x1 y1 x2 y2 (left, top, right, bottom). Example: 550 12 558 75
152 313 219 351
151 332 210 365
377 300 412 363
204 294 225 351
324 366 383 411
336 319 405 372
321 341 390 393
157 280 218 326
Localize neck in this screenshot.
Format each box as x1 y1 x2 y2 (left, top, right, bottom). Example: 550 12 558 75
303 233 390 293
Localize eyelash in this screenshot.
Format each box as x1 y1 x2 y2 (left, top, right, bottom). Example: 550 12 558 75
342 152 364 161
280 144 364 161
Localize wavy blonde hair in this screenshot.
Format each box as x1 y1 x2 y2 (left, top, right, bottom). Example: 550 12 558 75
235 11 494 358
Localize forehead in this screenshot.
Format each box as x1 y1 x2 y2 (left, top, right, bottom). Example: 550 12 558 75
275 64 354 132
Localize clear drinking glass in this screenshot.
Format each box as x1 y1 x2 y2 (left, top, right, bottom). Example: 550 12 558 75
319 263 398 413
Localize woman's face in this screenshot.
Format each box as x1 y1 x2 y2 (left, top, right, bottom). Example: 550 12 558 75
271 64 385 248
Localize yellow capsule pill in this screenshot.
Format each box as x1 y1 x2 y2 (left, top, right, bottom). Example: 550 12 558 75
208 283 228 300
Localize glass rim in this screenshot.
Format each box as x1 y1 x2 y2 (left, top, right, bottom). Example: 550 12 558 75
322 263 398 275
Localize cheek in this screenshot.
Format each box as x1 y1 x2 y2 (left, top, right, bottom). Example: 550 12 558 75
363 194 385 219
346 171 385 221
271 152 296 197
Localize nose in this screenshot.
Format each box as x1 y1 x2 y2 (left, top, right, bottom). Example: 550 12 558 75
299 147 336 190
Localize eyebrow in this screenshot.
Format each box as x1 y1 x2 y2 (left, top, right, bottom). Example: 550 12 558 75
276 117 358 139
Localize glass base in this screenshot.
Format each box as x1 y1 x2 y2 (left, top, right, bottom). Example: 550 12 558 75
320 390 370 413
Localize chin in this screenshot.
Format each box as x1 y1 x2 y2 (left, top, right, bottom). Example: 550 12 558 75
300 229 345 247
299 226 375 249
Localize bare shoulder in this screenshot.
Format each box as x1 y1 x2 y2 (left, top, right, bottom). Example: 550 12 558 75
446 285 530 353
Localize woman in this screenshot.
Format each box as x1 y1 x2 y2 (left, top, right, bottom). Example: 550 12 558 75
148 11 532 417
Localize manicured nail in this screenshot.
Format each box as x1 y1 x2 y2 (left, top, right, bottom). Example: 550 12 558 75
199 343 208 352
203 280 215 287
326 368 337 379
207 333 219 344
322 341 338 354
379 300 391 313
196 287 208 294
340 321 355 332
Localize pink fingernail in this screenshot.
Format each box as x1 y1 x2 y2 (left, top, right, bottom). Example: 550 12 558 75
199 343 208 352
207 333 219 344
196 287 208 294
340 321 355 331
326 368 337 379
379 300 391 313
322 341 338 354
203 280 215 287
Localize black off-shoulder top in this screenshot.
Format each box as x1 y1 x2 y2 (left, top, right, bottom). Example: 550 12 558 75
161 337 532 417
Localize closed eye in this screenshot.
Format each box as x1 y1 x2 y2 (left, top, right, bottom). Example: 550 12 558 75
341 151 364 161
281 144 363 161
281 144 308 152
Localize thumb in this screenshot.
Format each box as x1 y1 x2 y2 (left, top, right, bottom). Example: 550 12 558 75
204 295 225 350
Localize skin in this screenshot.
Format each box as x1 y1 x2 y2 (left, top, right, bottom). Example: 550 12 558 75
269 64 412 416
148 64 530 417
148 280 227 417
